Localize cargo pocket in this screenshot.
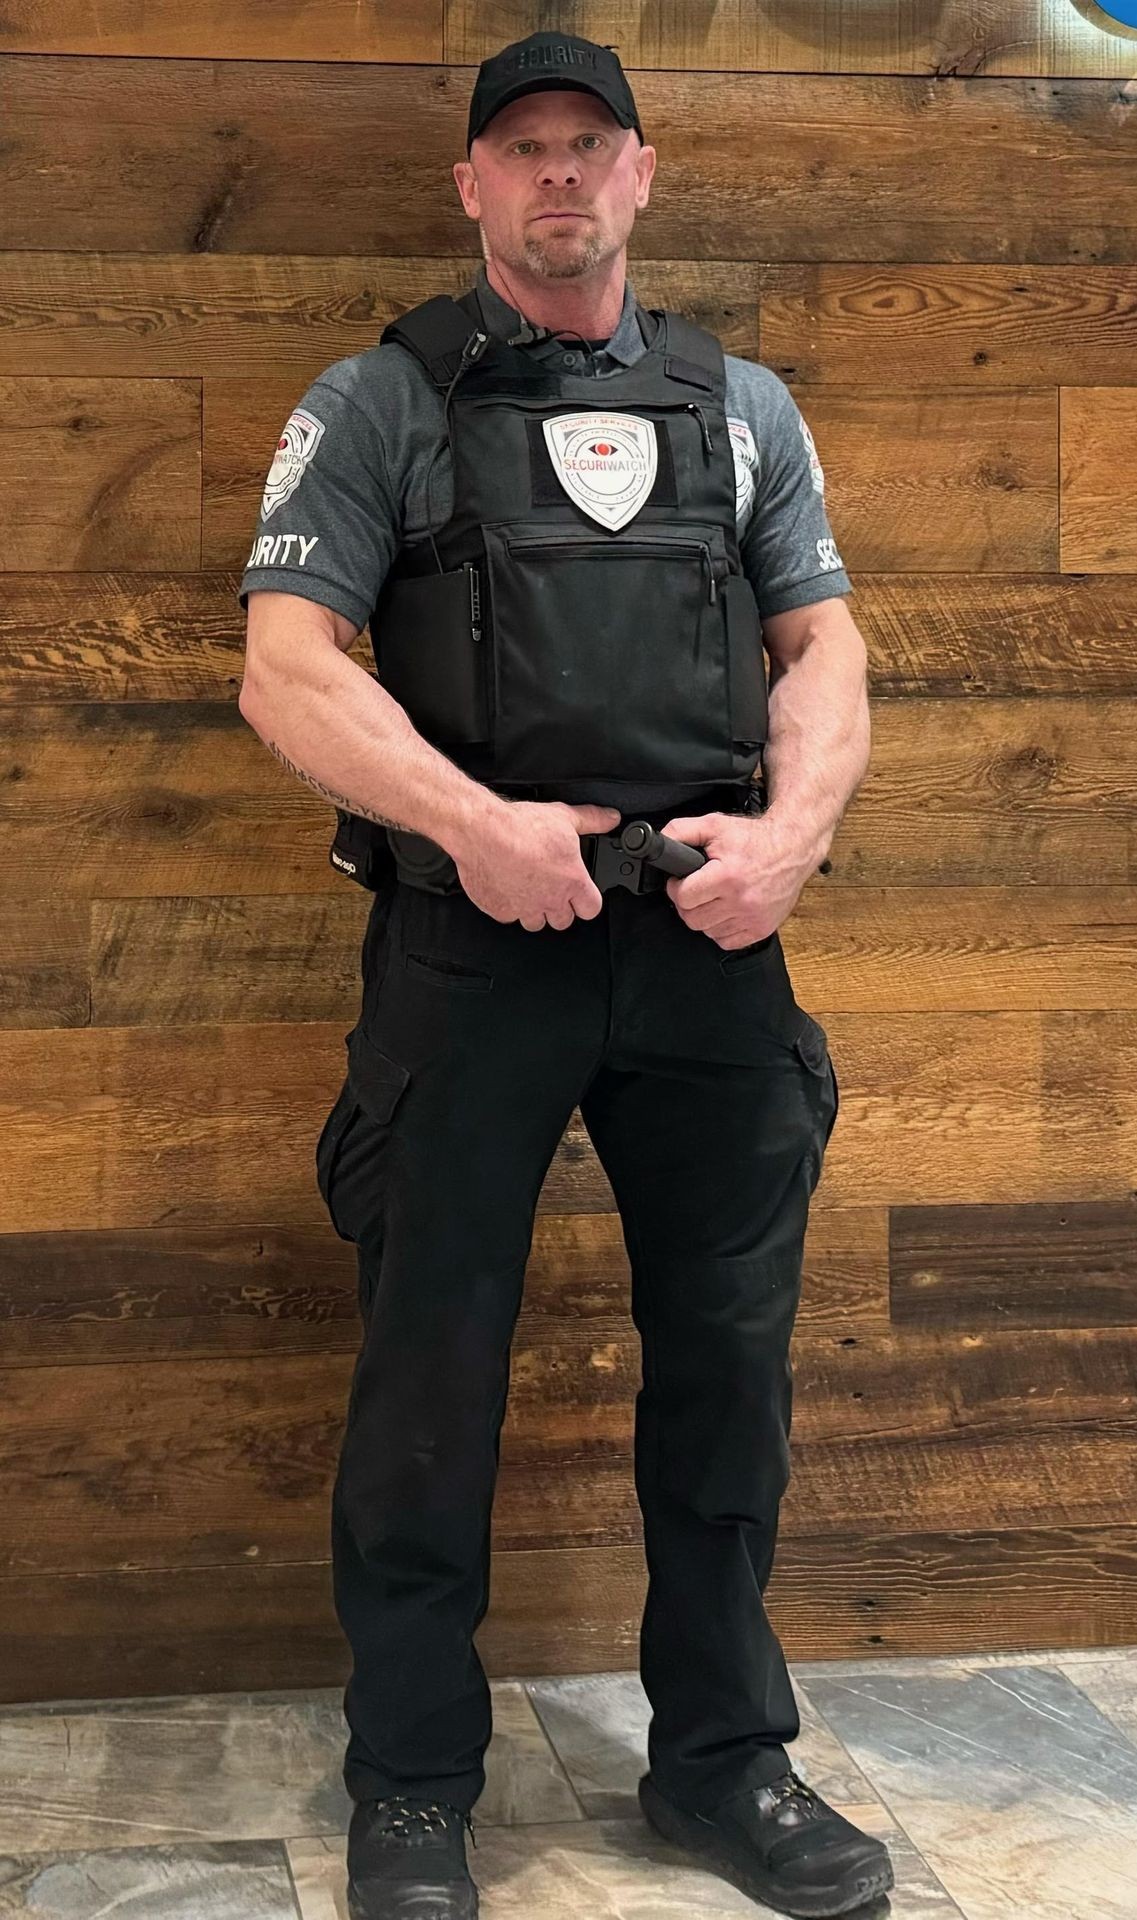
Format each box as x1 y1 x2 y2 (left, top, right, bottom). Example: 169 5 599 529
314 1077 364 1242
315 1032 412 1244
794 1013 839 1184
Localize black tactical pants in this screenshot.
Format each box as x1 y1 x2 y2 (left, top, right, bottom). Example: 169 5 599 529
319 801 838 1819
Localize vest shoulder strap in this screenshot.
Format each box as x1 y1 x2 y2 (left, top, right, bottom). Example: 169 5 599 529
379 292 482 388
380 291 725 395
654 309 725 396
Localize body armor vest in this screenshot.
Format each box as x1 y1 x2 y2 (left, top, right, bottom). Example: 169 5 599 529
370 289 768 808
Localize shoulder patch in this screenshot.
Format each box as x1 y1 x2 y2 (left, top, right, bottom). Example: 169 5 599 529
726 416 758 520
262 406 325 519
798 414 825 495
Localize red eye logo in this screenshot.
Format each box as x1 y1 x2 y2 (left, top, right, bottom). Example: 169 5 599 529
590 441 613 455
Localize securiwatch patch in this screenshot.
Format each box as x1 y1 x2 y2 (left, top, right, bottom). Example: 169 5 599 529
542 411 658 530
261 406 325 518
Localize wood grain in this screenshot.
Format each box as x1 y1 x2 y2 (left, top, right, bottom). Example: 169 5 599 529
4 62 1136 260
2 2 1131 77
1 1522 1134 1703
446 2 1137 79
1061 386 1137 570
0 254 762 380
760 264 1137 388
890 1198 1137 1328
0 377 200 571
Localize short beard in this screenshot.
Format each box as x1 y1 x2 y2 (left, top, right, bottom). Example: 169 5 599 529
517 225 607 280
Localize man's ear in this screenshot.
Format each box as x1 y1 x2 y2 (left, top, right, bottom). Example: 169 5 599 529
452 160 479 219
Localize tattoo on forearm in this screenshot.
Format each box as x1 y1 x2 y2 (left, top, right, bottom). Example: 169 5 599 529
265 739 414 832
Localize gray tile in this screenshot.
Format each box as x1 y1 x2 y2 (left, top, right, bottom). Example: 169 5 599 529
0 1840 298 1917
523 1668 888 1819
801 1662 1137 1919
0 1690 351 1853
0 1680 578 1855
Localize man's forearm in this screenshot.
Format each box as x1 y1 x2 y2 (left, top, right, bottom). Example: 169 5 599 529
239 632 507 858
760 627 871 870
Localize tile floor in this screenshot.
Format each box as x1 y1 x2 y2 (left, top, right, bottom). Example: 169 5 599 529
0 1645 1134 1916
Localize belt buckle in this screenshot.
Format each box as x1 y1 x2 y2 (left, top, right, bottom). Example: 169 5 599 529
584 830 661 895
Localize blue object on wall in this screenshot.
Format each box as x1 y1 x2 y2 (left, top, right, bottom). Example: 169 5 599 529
1089 0 1137 24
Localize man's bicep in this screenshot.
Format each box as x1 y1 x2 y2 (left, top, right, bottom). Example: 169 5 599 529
237 374 400 636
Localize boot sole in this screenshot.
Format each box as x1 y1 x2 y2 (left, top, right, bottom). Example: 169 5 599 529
638 1773 895 1919
347 1875 479 1919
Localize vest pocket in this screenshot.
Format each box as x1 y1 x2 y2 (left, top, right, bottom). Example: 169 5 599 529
721 574 769 747
483 524 735 781
376 563 490 744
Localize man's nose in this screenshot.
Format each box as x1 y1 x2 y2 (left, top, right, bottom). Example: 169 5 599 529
537 154 583 187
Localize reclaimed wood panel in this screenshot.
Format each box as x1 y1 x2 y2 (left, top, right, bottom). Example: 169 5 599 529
4 2 1134 77
0 0 440 59
760 264 1137 388
855 574 1137 698
0 702 335 899
2 1012 1136 1233
446 2 1137 79
1061 385 1137 570
798 388 1058 572
890 1198 1137 1329
5 62 1137 261
833 697 1137 885
0 377 200 571
780 887 1137 1012
1 1521 1134 1704
0 254 763 380
0 900 89 1029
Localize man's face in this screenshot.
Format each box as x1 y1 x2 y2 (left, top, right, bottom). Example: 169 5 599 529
454 88 656 281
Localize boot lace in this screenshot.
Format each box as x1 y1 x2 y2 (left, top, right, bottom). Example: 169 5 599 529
763 1769 824 1819
372 1795 478 1848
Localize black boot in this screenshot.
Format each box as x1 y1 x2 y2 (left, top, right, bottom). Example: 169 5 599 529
639 1766 894 1918
346 1794 479 1919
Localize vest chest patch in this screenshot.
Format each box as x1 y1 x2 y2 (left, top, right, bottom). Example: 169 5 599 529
542 410 658 530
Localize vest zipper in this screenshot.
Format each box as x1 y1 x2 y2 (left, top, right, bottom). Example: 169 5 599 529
504 535 719 604
685 402 714 457
466 561 482 641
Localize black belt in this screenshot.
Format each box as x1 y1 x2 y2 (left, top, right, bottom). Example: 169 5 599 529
387 782 763 898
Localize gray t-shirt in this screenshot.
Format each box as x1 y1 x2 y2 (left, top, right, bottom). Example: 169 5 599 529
238 266 853 805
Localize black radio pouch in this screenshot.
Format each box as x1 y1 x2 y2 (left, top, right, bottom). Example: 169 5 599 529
329 808 396 890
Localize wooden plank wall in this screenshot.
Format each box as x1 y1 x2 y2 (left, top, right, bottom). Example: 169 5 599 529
2 1 1137 1705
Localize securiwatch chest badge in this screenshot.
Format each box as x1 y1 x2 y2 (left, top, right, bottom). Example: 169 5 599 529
543 411 658 530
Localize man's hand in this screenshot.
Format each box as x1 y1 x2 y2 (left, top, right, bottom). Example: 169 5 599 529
660 811 816 949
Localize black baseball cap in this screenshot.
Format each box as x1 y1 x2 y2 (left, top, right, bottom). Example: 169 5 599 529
466 31 643 154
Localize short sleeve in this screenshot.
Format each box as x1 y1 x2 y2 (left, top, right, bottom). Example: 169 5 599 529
237 375 400 633
738 382 853 618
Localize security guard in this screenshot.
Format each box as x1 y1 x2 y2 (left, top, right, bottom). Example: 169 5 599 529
237 31 888 1920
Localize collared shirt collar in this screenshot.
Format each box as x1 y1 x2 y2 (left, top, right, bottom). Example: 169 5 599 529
469 263 647 370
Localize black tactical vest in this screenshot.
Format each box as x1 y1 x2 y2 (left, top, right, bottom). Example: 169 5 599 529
369 288 768 812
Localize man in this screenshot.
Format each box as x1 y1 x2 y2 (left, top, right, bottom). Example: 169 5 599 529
237 30 887 1920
